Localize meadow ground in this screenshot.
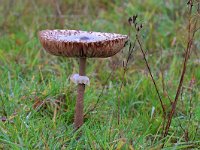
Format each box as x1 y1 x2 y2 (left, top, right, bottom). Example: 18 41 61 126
0 0 200 149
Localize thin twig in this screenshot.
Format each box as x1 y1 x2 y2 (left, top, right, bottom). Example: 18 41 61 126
136 34 166 117
135 32 168 137
163 0 198 137
129 15 167 135
129 15 166 118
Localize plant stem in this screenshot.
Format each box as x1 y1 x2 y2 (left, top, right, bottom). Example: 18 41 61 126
136 34 166 117
163 2 196 137
74 57 86 130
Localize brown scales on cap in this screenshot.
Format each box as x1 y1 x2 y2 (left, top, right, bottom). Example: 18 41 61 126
38 30 128 58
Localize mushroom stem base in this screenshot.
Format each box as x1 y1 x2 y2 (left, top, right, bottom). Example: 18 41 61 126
74 57 86 130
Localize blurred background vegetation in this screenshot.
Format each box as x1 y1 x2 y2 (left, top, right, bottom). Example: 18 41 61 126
0 0 199 149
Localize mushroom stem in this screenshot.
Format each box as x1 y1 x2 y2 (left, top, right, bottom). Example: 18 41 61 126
74 57 86 130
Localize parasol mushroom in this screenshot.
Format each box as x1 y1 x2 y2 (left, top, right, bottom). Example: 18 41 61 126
38 29 128 130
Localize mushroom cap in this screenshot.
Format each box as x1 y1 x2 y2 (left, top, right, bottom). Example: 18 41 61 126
38 30 128 58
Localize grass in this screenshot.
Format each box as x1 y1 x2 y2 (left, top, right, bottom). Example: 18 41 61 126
0 0 200 149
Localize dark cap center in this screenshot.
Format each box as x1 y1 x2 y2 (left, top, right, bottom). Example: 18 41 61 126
79 36 90 41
